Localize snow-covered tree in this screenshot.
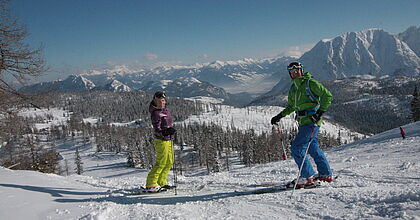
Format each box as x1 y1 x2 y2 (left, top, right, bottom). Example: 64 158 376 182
411 85 420 122
74 148 83 175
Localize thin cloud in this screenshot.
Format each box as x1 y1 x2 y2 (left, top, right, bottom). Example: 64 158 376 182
144 53 159 61
277 44 315 58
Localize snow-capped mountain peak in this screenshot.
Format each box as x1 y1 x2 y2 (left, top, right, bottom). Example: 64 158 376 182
207 60 226 69
100 80 131 92
66 75 93 86
300 28 420 81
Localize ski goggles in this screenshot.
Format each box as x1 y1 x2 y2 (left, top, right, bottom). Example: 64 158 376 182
287 65 303 71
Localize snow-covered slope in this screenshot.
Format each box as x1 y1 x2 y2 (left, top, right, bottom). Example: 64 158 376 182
0 167 109 220
1 121 419 219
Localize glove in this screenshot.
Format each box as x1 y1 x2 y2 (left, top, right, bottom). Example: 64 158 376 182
162 127 176 136
271 113 283 125
310 109 324 124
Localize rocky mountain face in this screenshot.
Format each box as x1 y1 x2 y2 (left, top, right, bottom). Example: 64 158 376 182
398 26 420 57
300 28 419 80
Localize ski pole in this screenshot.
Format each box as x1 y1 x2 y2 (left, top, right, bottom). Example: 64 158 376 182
171 139 178 195
276 124 287 160
290 124 317 199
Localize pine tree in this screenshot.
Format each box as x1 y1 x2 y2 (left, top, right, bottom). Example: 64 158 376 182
127 150 135 168
64 159 69 176
74 148 83 175
411 85 420 122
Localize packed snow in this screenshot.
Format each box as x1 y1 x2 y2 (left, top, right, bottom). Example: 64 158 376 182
18 108 69 131
1 108 419 220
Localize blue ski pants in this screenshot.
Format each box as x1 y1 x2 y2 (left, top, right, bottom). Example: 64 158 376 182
291 123 332 178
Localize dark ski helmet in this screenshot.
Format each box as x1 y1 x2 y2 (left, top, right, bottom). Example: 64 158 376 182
287 62 304 72
153 91 167 99
154 91 167 99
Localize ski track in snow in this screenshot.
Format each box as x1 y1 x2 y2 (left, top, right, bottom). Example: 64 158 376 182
0 109 419 219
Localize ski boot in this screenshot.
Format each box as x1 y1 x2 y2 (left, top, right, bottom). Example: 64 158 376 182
286 176 316 189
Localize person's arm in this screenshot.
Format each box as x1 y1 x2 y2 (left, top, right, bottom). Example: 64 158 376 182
280 89 297 116
272 89 296 125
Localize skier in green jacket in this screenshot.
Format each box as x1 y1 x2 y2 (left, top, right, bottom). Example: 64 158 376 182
271 62 333 188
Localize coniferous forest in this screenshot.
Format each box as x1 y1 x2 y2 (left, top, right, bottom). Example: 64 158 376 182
0 91 343 175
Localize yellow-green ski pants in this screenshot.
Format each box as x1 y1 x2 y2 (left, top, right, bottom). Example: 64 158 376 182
146 139 174 187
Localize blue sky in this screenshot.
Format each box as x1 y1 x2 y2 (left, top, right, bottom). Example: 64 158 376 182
9 0 420 81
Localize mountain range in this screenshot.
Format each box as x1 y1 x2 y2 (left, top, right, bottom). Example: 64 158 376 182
20 26 419 106
19 75 96 93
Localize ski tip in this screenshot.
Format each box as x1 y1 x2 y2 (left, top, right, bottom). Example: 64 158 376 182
141 186 168 193
141 188 167 193
162 185 177 190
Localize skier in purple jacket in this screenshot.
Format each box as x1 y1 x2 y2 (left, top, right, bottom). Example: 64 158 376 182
144 91 176 192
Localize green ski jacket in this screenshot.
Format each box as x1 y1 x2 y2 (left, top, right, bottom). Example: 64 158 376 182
280 72 333 126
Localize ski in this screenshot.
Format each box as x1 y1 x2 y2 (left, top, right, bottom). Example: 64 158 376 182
138 186 170 194
241 175 340 195
162 185 177 190
108 187 168 196
248 175 339 188
235 183 324 196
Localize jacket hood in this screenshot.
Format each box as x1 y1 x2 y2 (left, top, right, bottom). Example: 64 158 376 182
292 72 313 85
149 100 159 113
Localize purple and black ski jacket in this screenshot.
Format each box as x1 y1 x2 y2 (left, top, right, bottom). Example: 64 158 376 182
149 101 173 141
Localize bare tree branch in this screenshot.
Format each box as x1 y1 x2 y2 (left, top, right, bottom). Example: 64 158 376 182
0 0 46 111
